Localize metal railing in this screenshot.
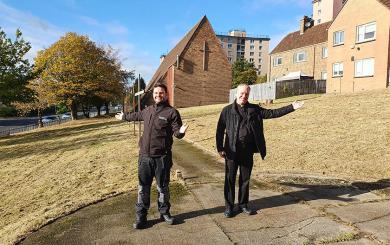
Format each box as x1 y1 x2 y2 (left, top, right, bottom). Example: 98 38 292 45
0 117 72 137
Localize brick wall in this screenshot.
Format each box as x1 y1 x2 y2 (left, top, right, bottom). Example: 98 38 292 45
173 19 232 108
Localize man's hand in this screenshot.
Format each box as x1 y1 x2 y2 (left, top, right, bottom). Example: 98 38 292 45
292 101 304 110
115 111 124 120
218 151 226 158
179 124 189 134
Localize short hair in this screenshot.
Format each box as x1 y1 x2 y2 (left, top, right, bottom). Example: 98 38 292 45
153 83 168 93
236 83 250 91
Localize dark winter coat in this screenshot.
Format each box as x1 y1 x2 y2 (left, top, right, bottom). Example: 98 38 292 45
125 101 184 156
216 101 294 160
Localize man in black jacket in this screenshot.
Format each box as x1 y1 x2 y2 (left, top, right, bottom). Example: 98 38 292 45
216 84 303 217
116 83 188 229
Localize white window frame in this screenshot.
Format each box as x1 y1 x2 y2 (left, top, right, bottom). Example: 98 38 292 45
355 58 374 77
249 52 254 56
332 62 344 77
250 45 255 50
322 47 328 58
333 30 344 46
249 58 254 63
356 22 376 43
293 51 307 63
273 57 282 67
227 43 233 49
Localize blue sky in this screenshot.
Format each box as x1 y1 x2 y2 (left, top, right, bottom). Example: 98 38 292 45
0 0 311 82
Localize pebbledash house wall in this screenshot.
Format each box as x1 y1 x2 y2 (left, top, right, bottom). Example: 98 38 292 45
269 42 328 81
326 0 390 93
173 20 232 108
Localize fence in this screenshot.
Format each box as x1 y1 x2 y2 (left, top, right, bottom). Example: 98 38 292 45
229 81 276 103
0 117 72 137
229 79 326 102
275 79 326 99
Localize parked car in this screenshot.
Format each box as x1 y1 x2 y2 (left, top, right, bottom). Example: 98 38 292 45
42 116 58 123
61 112 71 119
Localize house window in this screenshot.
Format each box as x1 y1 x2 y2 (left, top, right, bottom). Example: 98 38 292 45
228 51 232 56
258 58 262 63
322 47 328 58
249 58 254 63
355 58 374 77
321 71 327 80
258 65 262 69
318 9 321 14
273 57 282 66
220 43 224 48
228 57 232 62
259 46 262 50
293 51 307 63
356 22 376 43
317 19 321 24
332 62 344 77
250 52 254 56
259 52 262 56
250 45 254 50
333 31 344 46
250 39 255 43
227 43 233 49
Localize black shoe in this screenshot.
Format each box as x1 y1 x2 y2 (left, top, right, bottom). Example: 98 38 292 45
160 213 175 225
240 206 255 215
133 218 147 229
224 209 234 218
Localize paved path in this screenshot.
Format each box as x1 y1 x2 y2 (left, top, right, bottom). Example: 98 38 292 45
20 140 390 245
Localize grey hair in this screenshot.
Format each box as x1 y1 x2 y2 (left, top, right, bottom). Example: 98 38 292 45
236 84 250 91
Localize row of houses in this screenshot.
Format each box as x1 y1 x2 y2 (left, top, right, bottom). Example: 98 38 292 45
269 0 390 93
143 0 390 108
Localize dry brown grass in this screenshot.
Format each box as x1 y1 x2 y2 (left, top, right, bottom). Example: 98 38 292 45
180 89 390 181
0 118 140 244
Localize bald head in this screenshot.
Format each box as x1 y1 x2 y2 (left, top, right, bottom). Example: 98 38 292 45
236 84 250 106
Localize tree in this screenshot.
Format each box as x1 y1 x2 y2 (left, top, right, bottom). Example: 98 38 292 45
255 74 267 84
13 79 53 127
34 32 126 119
231 59 257 88
0 28 32 106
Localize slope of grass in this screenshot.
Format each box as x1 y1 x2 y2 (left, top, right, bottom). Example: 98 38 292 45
180 90 390 181
0 118 140 244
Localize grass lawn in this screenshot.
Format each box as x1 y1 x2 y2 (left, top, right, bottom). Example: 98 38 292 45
180 89 390 181
0 118 140 244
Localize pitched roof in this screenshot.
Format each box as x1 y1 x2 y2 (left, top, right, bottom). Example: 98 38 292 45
270 21 332 54
145 16 207 92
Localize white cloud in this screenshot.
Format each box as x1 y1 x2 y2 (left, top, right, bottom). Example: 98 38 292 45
0 1 64 61
110 42 158 83
79 15 128 35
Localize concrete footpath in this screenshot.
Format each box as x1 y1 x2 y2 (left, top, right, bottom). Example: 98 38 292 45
20 140 390 245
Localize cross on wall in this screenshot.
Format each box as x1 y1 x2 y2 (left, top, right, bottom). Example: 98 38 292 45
200 41 211 71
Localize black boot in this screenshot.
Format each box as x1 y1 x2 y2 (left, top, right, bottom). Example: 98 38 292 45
160 213 175 225
133 216 147 229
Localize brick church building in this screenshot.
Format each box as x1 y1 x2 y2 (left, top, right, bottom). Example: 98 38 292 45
143 16 232 108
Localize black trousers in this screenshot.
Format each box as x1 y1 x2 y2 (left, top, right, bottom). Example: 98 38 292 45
224 147 254 209
135 154 172 219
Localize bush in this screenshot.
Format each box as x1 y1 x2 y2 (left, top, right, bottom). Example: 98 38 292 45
0 106 17 117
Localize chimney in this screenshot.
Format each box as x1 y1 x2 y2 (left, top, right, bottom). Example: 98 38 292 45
160 54 166 63
300 16 312 35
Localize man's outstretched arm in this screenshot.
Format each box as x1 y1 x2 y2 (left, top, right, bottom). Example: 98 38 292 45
259 100 304 119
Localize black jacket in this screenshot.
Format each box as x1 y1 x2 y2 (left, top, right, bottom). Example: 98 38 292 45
216 101 294 160
125 102 184 156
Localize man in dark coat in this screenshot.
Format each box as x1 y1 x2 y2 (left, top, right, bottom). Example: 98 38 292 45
216 84 303 217
116 83 188 229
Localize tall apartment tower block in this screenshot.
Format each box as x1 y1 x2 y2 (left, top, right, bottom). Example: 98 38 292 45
217 30 270 76
312 0 345 25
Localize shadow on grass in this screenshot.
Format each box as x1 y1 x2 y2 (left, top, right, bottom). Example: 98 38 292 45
0 120 132 162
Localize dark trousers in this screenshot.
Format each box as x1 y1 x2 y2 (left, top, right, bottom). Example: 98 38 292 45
224 147 254 209
135 154 172 219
